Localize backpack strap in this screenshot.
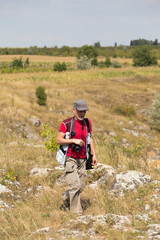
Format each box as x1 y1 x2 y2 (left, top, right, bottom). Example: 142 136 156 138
84 118 91 159
84 118 90 133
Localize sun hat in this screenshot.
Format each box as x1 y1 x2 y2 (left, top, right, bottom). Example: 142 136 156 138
73 100 89 111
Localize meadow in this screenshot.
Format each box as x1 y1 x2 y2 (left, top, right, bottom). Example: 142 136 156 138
0 55 160 239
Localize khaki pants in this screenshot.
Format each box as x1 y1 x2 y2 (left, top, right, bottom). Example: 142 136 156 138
62 157 86 214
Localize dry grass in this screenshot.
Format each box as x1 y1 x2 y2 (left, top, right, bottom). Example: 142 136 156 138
0 55 76 63
0 59 160 239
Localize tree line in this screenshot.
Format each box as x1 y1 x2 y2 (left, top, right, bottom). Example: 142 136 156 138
130 39 158 46
0 42 159 59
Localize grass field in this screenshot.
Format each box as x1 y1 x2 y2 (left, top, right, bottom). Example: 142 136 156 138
0 57 160 239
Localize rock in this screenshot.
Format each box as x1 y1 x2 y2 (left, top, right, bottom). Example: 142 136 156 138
145 204 151 212
0 183 12 195
110 171 152 196
29 227 51 238
122 128 139 137
109 132 117 137
122 138 128 144
88 163 117 190
134 214 150 222
29 118 41 127
147 224 160 239
0 199 14 211
30 167 53 177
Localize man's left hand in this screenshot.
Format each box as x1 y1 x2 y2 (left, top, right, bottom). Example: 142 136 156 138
92 155 98 166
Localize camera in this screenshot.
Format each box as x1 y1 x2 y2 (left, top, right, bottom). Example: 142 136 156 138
71 143 81 152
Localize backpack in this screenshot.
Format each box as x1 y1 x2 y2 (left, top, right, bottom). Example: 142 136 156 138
56 117 92 169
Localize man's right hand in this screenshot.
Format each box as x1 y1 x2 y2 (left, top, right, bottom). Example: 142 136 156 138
72 139 84 147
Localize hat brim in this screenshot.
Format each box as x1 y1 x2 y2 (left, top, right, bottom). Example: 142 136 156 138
76 107 89 111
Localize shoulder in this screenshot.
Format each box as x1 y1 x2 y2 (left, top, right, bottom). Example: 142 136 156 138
63 117 73 125
61 117 73 131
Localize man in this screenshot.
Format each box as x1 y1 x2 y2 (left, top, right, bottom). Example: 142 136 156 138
57 100 97 214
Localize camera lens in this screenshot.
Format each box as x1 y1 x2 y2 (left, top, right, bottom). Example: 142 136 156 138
71 143 81 152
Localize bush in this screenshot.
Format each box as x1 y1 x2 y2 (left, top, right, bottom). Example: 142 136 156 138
133 47 157 66
76 56 92 70
98 58 111 68
105 57 112 67
112 60 122 68
11 57 23 69
11 57 30 69
35 86 47 106
149 94 160 131
53 62 67 72
40 124 59 152
112 104 136 117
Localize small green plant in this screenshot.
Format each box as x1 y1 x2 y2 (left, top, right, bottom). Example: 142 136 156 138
53 62 67 72
112 104 136 117
149 94 160 131
35 86 47 106
40 124 59 152
1 169 16 185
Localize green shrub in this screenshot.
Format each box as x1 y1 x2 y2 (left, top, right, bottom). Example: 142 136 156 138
112 104 136 117
111 60 122 68
76 56 92 70
98 58 111 68
104 57 112 67
35 86 47 106
149 94 160 131
53 62 67 72
40 124 59 152
11 57 23 69
11 57 30 69
133 47 157 66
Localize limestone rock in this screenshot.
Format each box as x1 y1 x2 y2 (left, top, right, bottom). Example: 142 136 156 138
30 167 53 177
110 171 152 196
0 183 12 195
147 224 160 239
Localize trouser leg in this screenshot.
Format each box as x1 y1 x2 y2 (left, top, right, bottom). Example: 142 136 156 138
64 157 86 214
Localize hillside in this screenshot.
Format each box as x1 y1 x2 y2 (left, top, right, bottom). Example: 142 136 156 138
0 60 160 239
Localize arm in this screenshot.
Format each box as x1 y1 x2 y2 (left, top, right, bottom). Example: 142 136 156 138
57 131 84 147
90 137 98 165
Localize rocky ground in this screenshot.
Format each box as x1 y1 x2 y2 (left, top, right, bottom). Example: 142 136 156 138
0 116 160 239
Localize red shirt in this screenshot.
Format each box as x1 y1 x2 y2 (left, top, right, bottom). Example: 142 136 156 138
59 118 92 159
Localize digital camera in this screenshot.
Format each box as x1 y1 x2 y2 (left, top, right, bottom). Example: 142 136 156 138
71 143 81 152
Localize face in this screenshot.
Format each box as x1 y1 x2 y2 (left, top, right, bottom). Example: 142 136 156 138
73 108 86 121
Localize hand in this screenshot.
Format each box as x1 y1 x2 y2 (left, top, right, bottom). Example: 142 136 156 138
73 139 84 147
92 154 98 166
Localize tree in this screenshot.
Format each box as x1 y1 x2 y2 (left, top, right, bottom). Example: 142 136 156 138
36 86 47 106
94 41 101 48
76 45 98 67
133 47 157 66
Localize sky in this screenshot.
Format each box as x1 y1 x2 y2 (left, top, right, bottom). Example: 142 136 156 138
0 0 159 48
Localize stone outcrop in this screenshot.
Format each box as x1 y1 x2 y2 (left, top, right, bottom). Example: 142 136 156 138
110 170 152 196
